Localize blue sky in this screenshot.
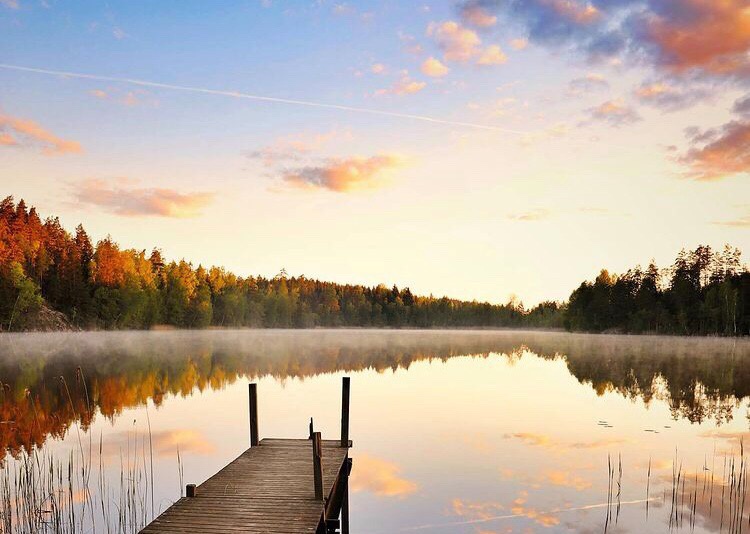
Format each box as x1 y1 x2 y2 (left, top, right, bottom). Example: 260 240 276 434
2 0 750 304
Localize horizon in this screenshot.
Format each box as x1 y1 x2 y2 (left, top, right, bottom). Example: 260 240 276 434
2 1 750 306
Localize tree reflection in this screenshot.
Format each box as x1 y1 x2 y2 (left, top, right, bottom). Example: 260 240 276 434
0 330 748 457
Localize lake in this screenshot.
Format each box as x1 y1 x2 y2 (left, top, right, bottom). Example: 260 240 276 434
1 329 749 533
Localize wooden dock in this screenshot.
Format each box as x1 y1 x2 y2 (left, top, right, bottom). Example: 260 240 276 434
141 378 353 534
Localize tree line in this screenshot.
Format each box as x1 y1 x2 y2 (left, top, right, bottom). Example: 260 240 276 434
566 245 750 335
3 196 748 335
0 197 561 331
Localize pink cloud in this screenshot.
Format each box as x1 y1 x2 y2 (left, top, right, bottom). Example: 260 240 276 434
73 178 214 217
350 453 417 498
0 113 82 155
427 21 482 62
375 75 427 96
508 209 551 221
421 56 450 77
247 129 350 167
544 0 600 24
460 3 497 27
89 88 155 107
477 45 507 65
680 120 750 181
586 98 641 126
510 37 529 50
645 0 750 75
282 154 403 192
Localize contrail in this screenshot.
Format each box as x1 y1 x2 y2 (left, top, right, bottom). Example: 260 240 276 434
0 63 529 135
362 497 657 533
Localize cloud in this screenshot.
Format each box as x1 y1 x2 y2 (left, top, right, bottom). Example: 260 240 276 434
501 467 592 491
544 470 592 491
375 75 427 96
371 63 386 75
0 112 82 155
89 88 155 107
633 82 709 111
427 20 482 62
421 56 450 77
448 493 560 528
399 32 425 55
731 94 750 116
504 432 629 451
427 20 506 67
460 2 498 27
350 453 417 498
467 1 750 80
679 120 750 181
427 20 508 68
505 432 552 446
0 133 17 146
72 178 214 217
586 98 641 126
112 27 127 40
508 491 561 527
510 37 529 50
247 129 348 167
450 498 504 520
0 0 19 8
102 429 216 458
281 154 403 192
714 212 750 227
568 72 609 94
642 1 750 76
699 430 750 442
546 0 600 25
477 44 507 65
507 209 551 221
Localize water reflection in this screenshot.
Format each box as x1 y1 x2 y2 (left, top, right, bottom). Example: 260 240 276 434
1 330 748 457
0 330 749 532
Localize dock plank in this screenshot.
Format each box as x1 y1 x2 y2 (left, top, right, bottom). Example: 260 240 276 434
140 438 349 533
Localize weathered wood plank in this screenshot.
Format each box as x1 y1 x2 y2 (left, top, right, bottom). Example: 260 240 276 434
140 438 349 533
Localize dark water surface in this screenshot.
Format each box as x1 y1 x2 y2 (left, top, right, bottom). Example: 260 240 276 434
1 330 749 533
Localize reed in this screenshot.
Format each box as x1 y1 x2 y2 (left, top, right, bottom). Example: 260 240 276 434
0 415 180 533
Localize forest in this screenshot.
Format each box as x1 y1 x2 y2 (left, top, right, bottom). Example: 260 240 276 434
0 197 560 331
566 245 750 335
1 196 748 335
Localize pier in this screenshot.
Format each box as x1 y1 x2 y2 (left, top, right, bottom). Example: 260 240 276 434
140 377 353 533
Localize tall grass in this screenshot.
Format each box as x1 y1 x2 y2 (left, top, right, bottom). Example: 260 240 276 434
609 440 749 532
0 375 177 533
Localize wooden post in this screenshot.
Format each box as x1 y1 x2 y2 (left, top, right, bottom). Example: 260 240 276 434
341 459 351 534
186 484 196 498
309 417 314 439
312 432 324 500
249 383 259 447
340 376 350 448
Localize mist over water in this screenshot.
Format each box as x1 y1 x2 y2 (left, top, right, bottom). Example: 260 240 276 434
1 329 749 532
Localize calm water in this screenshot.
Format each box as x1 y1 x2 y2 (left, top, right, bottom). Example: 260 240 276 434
1 329 749 533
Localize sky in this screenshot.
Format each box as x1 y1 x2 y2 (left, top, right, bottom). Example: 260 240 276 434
1 0 750 306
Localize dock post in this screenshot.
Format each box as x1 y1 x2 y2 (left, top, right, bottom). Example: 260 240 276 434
340 376 350 447
341 459 351 534
312 431 324 500
186 484 196 498
249 383 259 447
